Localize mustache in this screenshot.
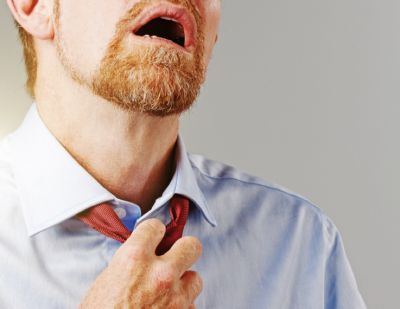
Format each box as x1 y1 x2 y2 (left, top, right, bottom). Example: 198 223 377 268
117 0 202 31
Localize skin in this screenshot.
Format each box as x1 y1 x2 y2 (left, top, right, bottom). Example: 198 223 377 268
7 0 221 307
79 219 204 308
7 0 220 212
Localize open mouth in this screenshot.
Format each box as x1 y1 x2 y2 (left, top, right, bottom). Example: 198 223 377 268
135 17 185 47
131 4 197 51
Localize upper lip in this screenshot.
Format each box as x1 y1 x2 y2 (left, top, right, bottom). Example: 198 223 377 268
131 3 197 50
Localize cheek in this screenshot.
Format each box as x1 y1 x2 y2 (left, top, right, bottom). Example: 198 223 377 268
56 0 127 78
202 1 221 63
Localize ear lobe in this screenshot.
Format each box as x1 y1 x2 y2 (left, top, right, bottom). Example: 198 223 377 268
7 0 54 40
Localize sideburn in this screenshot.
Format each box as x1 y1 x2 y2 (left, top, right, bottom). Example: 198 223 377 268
16 22 37 98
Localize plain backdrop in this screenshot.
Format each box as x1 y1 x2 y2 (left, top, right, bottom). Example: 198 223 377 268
1 1 399 308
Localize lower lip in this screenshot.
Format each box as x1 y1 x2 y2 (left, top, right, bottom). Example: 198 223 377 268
132 34 191 53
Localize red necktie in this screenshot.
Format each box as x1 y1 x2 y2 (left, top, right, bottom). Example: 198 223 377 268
77 194 190 256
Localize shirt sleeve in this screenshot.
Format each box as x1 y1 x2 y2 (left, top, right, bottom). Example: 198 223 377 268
323 216 368 309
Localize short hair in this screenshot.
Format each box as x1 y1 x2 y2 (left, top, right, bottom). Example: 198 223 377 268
15 22 37 98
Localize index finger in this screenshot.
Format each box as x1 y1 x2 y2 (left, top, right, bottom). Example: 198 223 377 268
161 236 202 277
124 218 166 255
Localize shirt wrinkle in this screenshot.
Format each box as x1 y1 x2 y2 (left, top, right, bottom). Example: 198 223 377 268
0 103 367 309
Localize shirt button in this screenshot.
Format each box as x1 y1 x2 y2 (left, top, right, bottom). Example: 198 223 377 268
114 207 127 219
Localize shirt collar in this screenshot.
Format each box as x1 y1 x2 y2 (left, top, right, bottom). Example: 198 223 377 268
9 103 217 236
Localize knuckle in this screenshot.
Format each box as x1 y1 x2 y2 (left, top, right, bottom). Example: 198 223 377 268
192 272 203 292
166 298 185 309
153 264 176 291
184 271 203 297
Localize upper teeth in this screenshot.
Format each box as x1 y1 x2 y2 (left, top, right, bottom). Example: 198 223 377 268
160 17 177 22
143 35 160 39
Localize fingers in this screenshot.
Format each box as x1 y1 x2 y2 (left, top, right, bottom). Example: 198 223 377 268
124 219 166 255
180 270 203 305
162 236 202 277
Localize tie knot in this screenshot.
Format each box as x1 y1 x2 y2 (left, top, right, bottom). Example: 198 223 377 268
167 194 190 228
76 194 191 256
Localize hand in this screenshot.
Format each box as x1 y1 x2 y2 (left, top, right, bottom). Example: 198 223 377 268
80 218 203 309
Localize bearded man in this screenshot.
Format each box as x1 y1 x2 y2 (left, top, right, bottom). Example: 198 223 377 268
0 0 367 308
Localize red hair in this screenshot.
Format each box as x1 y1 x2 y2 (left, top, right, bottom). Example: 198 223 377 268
15 22 37 98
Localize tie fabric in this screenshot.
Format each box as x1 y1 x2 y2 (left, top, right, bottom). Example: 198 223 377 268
77 194 190 256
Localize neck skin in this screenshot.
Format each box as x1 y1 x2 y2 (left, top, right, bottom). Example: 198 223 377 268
34 44 180 215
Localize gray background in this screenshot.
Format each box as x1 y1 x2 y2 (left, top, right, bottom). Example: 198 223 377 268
1 1 398 308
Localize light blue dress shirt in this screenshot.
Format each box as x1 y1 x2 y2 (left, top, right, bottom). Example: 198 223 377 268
0 103 367 308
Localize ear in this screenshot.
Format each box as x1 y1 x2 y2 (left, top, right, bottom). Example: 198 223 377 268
7 0 54 40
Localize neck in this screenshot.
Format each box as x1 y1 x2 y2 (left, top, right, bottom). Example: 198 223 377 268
35 67 180 214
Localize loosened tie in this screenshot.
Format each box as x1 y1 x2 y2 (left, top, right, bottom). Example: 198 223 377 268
77 194 190 255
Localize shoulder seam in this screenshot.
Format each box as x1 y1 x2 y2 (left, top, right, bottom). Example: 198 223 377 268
189 156 323 214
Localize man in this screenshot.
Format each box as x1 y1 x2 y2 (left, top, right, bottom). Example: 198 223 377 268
0 0 367 308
